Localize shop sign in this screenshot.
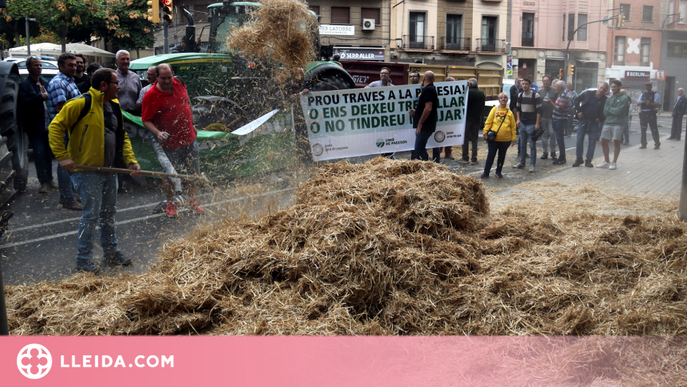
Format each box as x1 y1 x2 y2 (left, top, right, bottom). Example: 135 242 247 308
625 71 650 79
319 25 355 36
334 48 385 61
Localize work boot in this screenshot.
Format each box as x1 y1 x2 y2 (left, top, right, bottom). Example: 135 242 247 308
551 152 557 159
188 197 205 214
540 152 548 160
103 251 132 266
60 198 83 211
572 159 584 167
75 259 100 274
585 160 594 168
38 183 51 194
166 202 178 218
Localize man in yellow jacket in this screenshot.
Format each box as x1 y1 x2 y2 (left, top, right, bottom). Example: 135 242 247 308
49 68 141 273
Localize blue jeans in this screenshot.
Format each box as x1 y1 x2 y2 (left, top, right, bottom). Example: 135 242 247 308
540 117 556 153
71 172 120 263
412 130 440 162
576 118 598 161
519 124 537 166
28 131 53 185
58 133 76 201
553 119 567 160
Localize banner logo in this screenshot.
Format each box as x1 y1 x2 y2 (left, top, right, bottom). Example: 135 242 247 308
17 344 53 380
312 144 324 156
375 139 385 148
434 131 446 143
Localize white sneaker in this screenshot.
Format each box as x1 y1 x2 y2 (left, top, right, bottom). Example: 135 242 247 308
609 162 617 170
596 161 610 168
528 165 535 173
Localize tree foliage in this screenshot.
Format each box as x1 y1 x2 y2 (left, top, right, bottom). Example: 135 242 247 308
0 0 155 51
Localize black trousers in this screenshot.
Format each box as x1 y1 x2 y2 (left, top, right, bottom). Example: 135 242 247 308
639 111 660 147
671 113 685 140
462 120 480 161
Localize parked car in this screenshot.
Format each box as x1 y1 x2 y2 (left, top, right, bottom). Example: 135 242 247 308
16 59 59 83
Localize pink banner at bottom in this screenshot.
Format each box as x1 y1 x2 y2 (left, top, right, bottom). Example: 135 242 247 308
1 336 684 386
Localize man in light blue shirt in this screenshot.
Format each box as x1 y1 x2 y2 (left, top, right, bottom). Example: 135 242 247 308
47 52 82 211
365 67 394 88
637 82 661 149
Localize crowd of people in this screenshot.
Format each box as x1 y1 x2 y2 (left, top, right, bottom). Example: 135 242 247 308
18 51 204 273
365 67 676 178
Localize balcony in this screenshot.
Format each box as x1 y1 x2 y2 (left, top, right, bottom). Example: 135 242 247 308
475 38 506 54
401 35 434 51
440 37 471 52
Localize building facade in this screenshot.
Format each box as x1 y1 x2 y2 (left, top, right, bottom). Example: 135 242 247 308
388 0 508 69
605 0 665 104
511 0 609 91
309 1 392 61
660 0 687 112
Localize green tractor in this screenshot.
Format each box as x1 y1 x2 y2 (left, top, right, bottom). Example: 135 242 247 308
0 62 30 238
130 1 355 131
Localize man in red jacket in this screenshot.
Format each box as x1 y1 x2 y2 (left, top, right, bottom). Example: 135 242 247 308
142 63 205 218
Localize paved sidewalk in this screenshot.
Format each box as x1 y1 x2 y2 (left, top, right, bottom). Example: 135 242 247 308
535 138 683 196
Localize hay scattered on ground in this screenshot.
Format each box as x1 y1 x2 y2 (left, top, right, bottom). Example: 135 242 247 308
5 158 687 383
226 0 316 70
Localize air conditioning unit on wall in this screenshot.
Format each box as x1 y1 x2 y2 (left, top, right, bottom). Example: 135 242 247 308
363 19 376 31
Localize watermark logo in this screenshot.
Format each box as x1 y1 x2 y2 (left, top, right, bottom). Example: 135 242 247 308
375 139 385 148
312 143 324 157
17 344 53 380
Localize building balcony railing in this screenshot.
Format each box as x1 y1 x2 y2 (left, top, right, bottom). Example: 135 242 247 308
475 38 506 54
440 37 471 51
401 35 434 51
521 37 534 47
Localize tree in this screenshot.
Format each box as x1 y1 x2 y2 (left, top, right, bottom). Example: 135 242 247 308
41 0 105 51
96 0 155 50
0 0 43 48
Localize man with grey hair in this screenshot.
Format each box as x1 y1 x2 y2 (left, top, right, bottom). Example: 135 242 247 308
669 88 687 141
115 49 141 115
460 77 485 165
115 49 142 193
550 80 572 164
538 75 557 160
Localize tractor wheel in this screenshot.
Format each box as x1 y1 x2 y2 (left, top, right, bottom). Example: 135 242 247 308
0 73 28 192
310 72 351 92
192 99 248 132
0 136 15 238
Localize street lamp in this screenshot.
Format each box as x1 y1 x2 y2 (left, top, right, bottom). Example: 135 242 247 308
563 15 620 84
25 17 36 56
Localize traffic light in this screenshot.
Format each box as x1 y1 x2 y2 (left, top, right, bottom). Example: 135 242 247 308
567 64 575 76
162 0 173 23
559 68 564 78
146 0 160 23
616 14 624 29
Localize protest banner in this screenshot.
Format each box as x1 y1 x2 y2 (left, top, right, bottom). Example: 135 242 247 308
300 81 469 161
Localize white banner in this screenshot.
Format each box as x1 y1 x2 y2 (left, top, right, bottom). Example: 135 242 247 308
300 82 469 161
319 25 355 36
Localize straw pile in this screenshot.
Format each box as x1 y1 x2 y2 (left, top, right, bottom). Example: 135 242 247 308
226 0 316 70
6 157 687 339
7 157 687 383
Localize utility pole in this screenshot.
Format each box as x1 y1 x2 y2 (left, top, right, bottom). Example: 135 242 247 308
25 17 35 56
563 15 620 84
